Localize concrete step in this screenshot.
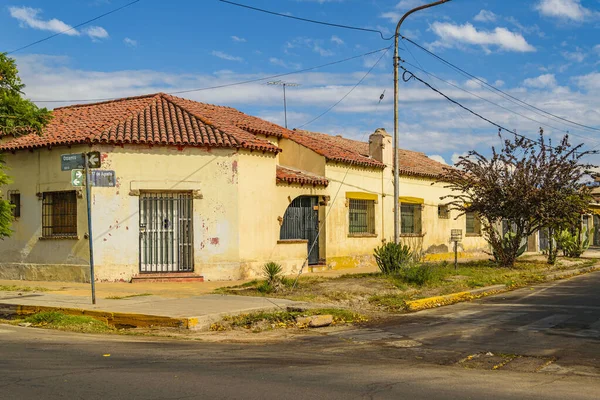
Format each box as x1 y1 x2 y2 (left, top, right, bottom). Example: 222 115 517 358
131 273 204 283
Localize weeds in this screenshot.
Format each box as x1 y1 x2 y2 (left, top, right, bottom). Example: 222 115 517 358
23 312 114 333
105 293 152 300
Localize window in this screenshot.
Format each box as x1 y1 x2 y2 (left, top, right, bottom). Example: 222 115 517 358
401 203 422 234
8 192 20 218
466 211 481 235
42 191 78 238
438 204 450 219
349 199 375 235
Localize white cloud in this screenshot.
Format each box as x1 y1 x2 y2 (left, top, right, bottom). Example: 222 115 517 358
331 35 344 45
269 58 301 69
494 80 505 87
523 74 557 89
285 37 335 57
465 78 487 90
428 155 448 165
562 49 587 62
535 0 597 21
84 26 108 40
231 36 247 43
595 44 600 54
474 10 498 22
574 72 600 91
123 37 137 47
395 0 425 10
451 152 469 165
429 22 536 53
211 51 244 62
9 6 79 36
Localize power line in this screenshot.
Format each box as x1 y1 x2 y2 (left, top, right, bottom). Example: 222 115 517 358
219 0 393 40
6 0 141 55
30 47 390 103
296 45 392 129
402 60 600 146
402 36 600 134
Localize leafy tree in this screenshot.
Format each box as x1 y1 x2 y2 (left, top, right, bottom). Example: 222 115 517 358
439 131 594 267
0 53 52 238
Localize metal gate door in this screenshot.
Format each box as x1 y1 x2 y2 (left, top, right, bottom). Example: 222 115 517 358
280 196 320 265
139 192 193 273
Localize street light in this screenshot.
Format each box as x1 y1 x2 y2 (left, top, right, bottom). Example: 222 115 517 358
393 0 452 244
268 80 300 129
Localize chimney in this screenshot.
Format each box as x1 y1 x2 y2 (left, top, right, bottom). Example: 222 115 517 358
369 128 392 166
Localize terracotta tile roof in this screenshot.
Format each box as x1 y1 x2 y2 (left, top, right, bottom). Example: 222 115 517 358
276 165 329 187
292 129 448 179
288 130 385 169
0 93 280 153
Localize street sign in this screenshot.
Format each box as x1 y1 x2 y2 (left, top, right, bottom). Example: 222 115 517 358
71 169 85 187
88 151 101 169
61 153 85 171
91 170 116 187
62 152 101 171
451 229 463 242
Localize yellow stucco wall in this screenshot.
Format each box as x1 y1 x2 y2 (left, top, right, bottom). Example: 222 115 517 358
278 138 326 176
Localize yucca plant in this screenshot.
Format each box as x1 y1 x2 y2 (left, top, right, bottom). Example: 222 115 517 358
262 262 283 284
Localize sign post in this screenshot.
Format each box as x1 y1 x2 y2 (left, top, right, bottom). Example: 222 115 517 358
84 153 97 305
451 229 463 271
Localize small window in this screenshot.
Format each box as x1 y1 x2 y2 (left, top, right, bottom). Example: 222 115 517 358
349 199 376 235
42 191 78 238
401 203 422 234
9 192 20 218
438 204 450 219
466 211 481 235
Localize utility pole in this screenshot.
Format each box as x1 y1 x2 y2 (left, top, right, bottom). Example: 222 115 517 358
393 0 451 244
268 80 300 129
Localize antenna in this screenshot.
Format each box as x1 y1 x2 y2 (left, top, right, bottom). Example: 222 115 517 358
268 80 301 129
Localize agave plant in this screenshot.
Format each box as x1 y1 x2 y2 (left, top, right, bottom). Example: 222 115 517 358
262 262 283 284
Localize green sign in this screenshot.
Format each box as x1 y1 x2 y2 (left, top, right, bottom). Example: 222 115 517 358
71 169 85 187
61 153 85 171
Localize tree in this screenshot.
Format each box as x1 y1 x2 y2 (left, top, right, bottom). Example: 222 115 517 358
439 131 594 268
0 53 52 238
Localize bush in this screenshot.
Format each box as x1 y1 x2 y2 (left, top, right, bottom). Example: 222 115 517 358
262 262 283 284
374 242 413 274
402 265 435 286
555 227 594 258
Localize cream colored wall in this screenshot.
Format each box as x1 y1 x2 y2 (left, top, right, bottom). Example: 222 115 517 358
277 138 326 175
90 144 241 281
0 146 91 271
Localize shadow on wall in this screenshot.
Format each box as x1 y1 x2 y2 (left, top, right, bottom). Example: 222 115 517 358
400 236 424 259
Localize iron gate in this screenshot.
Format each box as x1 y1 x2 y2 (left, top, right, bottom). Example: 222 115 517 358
280 196 320 265
139 192 194 273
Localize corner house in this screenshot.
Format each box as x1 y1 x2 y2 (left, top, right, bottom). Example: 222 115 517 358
0 93 489 282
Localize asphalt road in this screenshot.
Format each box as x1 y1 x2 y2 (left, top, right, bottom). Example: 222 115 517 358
1 272 600 400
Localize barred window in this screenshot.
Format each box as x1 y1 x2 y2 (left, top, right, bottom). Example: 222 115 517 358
466 211 481 235
401 203 422 234
42 191 78 238
438 204 450 219
349 199 375 235
9 192 21 218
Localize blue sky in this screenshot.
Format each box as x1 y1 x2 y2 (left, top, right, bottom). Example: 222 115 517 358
1 0 599 165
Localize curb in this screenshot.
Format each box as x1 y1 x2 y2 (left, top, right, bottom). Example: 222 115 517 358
0 303 197 329
404 264 600 312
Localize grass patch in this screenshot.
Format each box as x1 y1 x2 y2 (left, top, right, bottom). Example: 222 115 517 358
210 308 367 332
0 285 49 292
105 293 153 300
22 311 114 333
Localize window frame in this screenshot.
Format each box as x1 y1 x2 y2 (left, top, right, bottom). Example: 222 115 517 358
348 198 376 236
465 211 481 236
41 191 78 238
438 204 450 219
400 203 422 235
8 192 21 219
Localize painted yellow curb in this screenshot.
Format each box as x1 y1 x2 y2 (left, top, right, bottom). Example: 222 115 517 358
404 290 505 312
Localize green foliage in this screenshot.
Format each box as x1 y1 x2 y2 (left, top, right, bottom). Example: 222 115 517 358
0 53 52 135
555 227 594 258
262 262 283 284
402 264 435 286
23 312 113 333
374 242 413 274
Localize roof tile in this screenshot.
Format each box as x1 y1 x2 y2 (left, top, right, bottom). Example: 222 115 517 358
276 166 329 187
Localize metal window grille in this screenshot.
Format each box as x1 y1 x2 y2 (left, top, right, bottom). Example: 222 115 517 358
42 191 77 237
401 203 422 234
466 211 481 235
438 205 450 219
349 199 375 234
8 192 20 218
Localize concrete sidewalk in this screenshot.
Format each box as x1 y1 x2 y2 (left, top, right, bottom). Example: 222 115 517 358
0 290 298 331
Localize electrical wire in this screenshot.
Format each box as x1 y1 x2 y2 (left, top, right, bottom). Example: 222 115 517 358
296 45 392 129
402 36 600 134
219 0 393 40
30 47 390 103
6 0 141 55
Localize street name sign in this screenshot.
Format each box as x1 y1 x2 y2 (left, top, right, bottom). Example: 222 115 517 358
61 153 85 171
91 170 116 187
88 151 101 169
71 169 85 187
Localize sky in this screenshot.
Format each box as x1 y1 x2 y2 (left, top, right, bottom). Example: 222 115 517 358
1 0 599 166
